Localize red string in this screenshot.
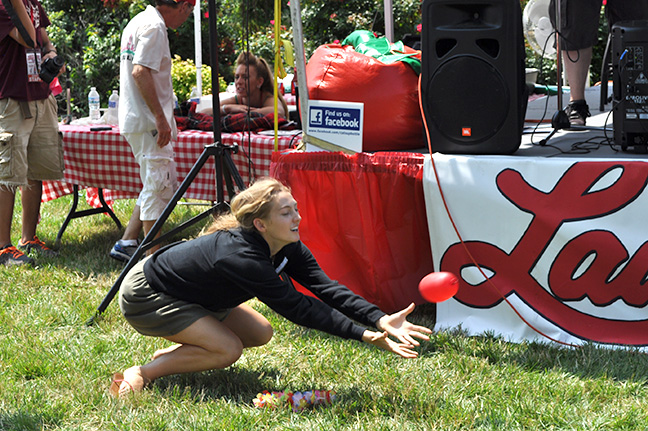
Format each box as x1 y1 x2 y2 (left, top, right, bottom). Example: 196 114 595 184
417 74 579 348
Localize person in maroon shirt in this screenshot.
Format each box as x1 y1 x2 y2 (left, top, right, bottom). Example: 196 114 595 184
0 0 64 266
111 177 432 397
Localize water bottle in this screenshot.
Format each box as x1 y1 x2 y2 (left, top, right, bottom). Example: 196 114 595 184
107 90 119 123
189 86 200 104
88 87 101 122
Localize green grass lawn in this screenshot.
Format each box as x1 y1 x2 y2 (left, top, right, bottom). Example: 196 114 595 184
1 191 648 430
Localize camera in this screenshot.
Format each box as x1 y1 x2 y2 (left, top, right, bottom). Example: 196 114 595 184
39 55 64 84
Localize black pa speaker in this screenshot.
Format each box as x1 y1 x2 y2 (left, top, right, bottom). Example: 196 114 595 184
612 20 648 152
421 0 527 154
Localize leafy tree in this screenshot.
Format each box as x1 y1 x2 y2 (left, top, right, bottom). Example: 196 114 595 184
42 0 131 116
40 0 427 117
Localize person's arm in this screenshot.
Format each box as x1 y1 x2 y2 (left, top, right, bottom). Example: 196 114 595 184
220 92 287 117
39 28 64 74
254 92 286 117
39 27 55 57
4 0 36 47
361 329 419 358
285 242 386 327
132 64 171 148
375 303 432 347
286 242 432 348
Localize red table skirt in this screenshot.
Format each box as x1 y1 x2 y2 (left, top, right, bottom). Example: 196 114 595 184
271 150 433 313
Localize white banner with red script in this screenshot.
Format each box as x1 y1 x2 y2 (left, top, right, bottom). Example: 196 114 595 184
422 154 648 347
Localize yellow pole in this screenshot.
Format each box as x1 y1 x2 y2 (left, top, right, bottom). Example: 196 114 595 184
273 0 281 150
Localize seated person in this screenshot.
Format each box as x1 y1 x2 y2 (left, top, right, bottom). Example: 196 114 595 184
213 52 288 119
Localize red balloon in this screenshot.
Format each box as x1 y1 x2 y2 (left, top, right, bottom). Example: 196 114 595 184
418 272 459 303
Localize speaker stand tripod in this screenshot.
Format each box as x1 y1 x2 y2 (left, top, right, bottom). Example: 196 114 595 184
87 141 245 325
87 0 245 324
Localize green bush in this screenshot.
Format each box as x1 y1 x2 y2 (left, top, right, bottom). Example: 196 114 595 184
42 0 130 117
299 0 421 58
171 55 225 102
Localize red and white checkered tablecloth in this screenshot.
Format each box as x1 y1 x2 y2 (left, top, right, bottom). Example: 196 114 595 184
42 125 299 205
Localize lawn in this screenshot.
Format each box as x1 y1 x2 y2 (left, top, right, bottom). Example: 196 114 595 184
1 192 648 430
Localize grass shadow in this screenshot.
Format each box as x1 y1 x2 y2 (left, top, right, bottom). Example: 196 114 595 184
149 366 401 415
422 327 648 383
151 365 283 404
0 411 60 431
42 200 213 277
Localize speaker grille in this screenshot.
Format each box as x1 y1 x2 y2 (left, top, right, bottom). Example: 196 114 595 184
426 56 509 144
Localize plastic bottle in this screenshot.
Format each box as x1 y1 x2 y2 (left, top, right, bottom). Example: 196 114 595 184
88 87 101 122
107 90 119 123
189 86 200 104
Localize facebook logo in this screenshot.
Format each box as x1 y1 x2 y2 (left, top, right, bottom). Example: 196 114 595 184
310 109 323 126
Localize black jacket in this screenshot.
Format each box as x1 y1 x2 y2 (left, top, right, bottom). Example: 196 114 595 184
143 228 386 340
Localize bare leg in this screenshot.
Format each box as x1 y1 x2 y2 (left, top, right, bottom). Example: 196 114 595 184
116 304 272 397
121 204 144 242
151 304 273 361
20 179 42 243
0 186 15 247
562 47 593 103
142 219 160 255
116 205 160 256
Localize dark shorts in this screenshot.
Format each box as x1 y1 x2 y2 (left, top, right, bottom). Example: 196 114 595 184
549 0 648 51
118 257 231 337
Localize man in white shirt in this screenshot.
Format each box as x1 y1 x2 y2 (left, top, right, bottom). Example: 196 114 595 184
110 0 194 262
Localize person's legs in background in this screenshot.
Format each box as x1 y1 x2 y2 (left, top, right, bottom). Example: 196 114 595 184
0 186 33 266
110 132 177 262
549 0 600 126
562 47 593 126
0 97 62 266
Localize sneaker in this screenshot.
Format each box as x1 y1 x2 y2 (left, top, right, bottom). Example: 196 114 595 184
565 100 591 127
0 245 35 266
17 236 58 257
109 239 140 262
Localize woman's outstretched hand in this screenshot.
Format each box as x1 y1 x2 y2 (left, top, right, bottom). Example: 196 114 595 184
362 330 419 358
376 303 433 348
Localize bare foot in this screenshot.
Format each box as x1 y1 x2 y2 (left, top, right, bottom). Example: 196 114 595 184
152 344 182 361
110 366 150 398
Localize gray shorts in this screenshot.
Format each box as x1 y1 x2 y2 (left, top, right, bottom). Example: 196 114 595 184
550 0 648 51
118 257 231 337
0 95 64 187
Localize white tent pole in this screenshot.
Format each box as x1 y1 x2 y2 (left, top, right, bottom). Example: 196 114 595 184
194 2 202 95
384 0 394 42
289 0 309 134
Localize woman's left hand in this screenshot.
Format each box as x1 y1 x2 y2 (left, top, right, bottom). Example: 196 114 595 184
362 330 419 359
376 303 433 348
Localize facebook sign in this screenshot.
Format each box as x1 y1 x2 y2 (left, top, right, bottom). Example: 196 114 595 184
307 100 364 153
309 107 361 130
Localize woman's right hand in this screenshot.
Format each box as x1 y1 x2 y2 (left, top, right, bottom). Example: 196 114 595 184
361 330 419 359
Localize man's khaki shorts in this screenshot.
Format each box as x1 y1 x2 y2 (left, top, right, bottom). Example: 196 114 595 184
0 95 64 187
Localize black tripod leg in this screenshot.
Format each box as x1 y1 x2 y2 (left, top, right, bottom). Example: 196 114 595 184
223 148 246 190
220 155 236 201
88 145 217 325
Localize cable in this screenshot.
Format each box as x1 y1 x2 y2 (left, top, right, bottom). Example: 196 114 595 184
418 73 580 348
527 29 557 146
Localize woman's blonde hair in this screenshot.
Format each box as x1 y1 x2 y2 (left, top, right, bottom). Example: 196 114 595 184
202 177 291 235
236 52 289 117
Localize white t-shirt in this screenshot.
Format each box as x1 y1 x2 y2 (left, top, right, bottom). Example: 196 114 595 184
119 5 177 137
